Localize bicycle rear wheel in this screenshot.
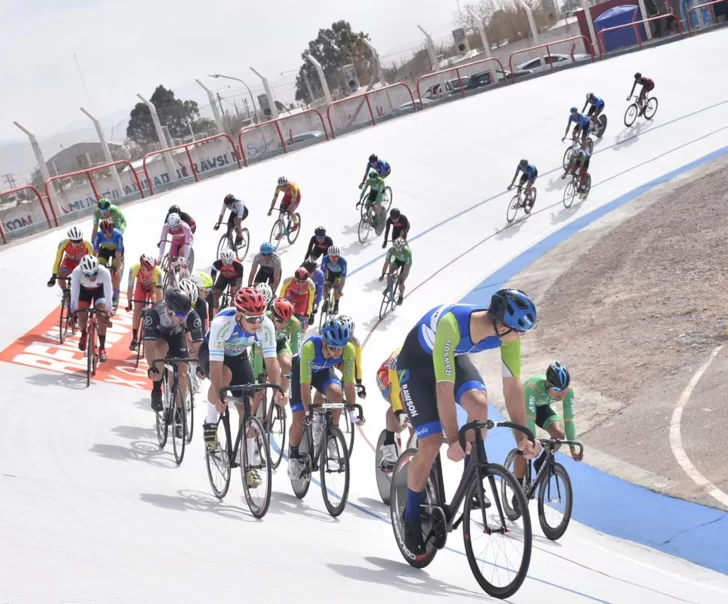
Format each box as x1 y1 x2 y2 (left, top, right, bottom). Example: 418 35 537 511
644 96 659 120
236 228 250 261
170 376 186 465
206 413 232 499
624 103 638 127
287 214 301 245
320 426 350 517
86 316 97 387
597 114 608 138
383 186 393 213
241 415 272 518
187 248 196 272
582 173 592 198
506 195 520 224
563 181 576 209
537 462 573 541
463 463 532 599
265 397 287 469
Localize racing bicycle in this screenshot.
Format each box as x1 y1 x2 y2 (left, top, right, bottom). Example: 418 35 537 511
563 171 592 208
152 357 196 465
506 186 537 223
379 266 402 320
358 198 385 243
358 183 393 216
624 94 658 127
215 220 250 262
58 278 76 344
269 207 301 251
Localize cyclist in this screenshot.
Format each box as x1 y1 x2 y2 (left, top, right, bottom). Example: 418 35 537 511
144 287 204 416
268 176 301 237
508 159 538 207
214 193 248 249
48 226 93 292
302 257 324 324
582 92 605 128
158 212 194 265
382 208 410 249
562 107 591 147
93 218 124 309
164 205 196 234
628 72 655 112
321 245 347 315
280 267 316 330
359 153 391 188
303 226 333 262
248 242 282 291
287 317 362 480
211 249 244 316
70 255 113 361
379 237 412 306
361 170 387 226
562 146 591 197
199 288 282 486
178 277 206 392
515 361 582 485
394 289 541 557
338 315 365 399
91 197 126 241
191 271 214 331
376 347 408 469
126 253 163 352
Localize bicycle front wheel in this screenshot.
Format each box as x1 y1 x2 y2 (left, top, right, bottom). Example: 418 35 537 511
171 379 186 465
184 382 194 444
624 103 638 127
383 186 393 213
241 415 272 519
644 96 659 120
379 287 392 321
463 463 532 599
59 291 70 343
206 413 232 499
320 426 350 517
537 462 573 541
216 233 232 258
270 220 284 251
563 181 576 209
357 214 371 243
342 410 355 457
290 430 312 500
506 195 520 223
562 147 572 171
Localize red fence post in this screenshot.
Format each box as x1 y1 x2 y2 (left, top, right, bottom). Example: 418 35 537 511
0 185 51 236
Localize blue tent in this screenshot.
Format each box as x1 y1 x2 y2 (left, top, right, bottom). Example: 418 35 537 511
595 5 647 53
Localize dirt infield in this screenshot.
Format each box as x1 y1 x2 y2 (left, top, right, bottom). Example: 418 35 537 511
474 154 728 510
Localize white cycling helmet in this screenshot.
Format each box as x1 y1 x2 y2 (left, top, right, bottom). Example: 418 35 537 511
140 253 155 269
278 176 288 187
67 226 83 242
393 237 406 251
220 249 235 264
167 212 181 227
327 245 340 256
79 254 99 276
255 282 274 305
338 314 355 336
178 278 199 305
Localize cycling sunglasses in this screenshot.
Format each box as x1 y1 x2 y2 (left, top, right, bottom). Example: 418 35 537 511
237 312 265 324
326 344 345 352
547 382 566 393
166 309 189 320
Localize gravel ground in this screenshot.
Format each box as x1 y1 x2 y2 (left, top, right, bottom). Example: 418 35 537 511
473 154 728 510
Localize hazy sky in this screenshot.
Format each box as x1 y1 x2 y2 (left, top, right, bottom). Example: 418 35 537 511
0 0 463 141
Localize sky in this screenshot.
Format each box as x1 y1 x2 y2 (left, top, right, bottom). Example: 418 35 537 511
0 0 465 143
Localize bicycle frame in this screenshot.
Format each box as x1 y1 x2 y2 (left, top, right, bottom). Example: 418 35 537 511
523 439 583 496
305 402 364 467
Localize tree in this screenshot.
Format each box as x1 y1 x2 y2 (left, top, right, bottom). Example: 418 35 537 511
561 0 581 12
126 85 205 146
294 20 371 103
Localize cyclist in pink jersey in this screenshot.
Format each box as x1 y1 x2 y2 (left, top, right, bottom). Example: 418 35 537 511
158 212 194 263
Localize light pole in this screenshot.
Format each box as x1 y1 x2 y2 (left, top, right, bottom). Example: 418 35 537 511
209 73 258 123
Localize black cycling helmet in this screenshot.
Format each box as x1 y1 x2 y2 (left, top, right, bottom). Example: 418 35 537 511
546 361 570 391
168 204 181 215
519 159 528 168
224 194 236 205
315 226 326 236
164 287 192 315
368 153 378 163
302 257 317 272
389 207 401 219
586 92 595 100
634 72 642 80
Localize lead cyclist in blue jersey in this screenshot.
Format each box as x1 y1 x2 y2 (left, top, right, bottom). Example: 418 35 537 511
508 159 538 206
359 153 391 189
394 288 541 558
582 92 605 128
562 107 591 146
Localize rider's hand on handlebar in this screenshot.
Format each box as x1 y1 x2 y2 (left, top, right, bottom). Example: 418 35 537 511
570 446 583 462
358 183 364 190
125 304 132 312
47 276 56 287
267 210 272 217
519 438 541 459
447 440 469 462
213 222 220 231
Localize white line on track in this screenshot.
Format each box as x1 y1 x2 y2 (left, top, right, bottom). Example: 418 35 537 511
669 345 728 507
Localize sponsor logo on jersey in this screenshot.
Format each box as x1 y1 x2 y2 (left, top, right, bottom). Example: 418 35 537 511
443 339 454 377
397 368 409 384
401 383 417 418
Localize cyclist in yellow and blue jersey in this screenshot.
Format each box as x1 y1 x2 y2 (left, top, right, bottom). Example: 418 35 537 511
93 218 125 308
47 226 93 292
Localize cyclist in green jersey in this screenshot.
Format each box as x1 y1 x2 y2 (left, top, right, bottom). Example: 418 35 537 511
379 237 412 305
517 361 582 480
364 170 387 226
91 198 127 241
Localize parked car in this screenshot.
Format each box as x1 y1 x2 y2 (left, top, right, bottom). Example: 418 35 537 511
394 98 436 113
513 53 591 75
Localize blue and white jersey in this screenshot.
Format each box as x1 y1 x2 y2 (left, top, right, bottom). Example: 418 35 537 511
220 198 246 219
207 308 276 361
368 159 390 175
568 112 591 129
321 254 348 277
588 96 605 110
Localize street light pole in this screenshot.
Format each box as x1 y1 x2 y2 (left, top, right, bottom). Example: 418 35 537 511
209 73 258 123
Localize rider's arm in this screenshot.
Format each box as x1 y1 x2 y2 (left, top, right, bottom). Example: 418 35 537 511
562 388 577 441
127 265 137 302
305 281 315 316
289 318 303 354
354 339 363 384
210 260 221 282
338 257 348 279
114 208 127 233
100 268 114 305
158 226 169 261
628 81 637 98
92 232 102 254
509 167 520 187
70 268 81 311
341 343 357 403
501 339 530 444
217 203 226 225
432 311 462 442
247 259 258 286
268 188 280 212
382 218 392 244
298 340 316 409
523 380 539 445
401 216 411 237
381 255 391 276
273 267 282 292
280 277 291 299
51 241 67 275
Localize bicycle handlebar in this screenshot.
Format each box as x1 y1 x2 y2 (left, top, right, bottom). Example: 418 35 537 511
219 383 284 400
458 419 535 453
307 402 365 422
152 357 199 366
541 438 583 455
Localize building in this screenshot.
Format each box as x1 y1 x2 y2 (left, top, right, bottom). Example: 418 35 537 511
46 142 123 176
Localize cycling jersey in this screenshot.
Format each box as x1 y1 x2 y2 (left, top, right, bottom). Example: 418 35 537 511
376 348 403 414
128 263 162 290
221 198 246 219
386 245 413 267
384 215 410 242
211 258 244 281
569 113 591 130
93 229 124 255
304 235 333 260
587 96 605 110
280 276 315 317
350 335 363 382
70 264 113 311
298 337 356 384
93 206 126 232
366 175 387 199
573 148 591 166
310 267 325 306
252 312 304 375
251 252 281 272
524 375 576 441
52 239 93 274
516 163 537 180
365 159 391 180
158 222 193 261
275 182 301 202
207 307 276 361
143 302 204 342
320 254 347 278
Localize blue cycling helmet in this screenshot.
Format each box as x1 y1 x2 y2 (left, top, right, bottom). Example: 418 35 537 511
547 361 570 390
260 241 274 255
569 106 578 114
489 288 538 332
322 317 351 347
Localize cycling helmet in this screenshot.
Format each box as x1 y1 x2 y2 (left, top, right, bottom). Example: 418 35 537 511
393 237 406 251
294 267 309 281
255 282 274 305
368 154 378 163
67 226 83 242
194 270 214 290
587 92 595 101
338 314 355 336
99 218 114 233
368 170 378 179
489 288 538 332
271 298 294 322
277 176 288 187
634 72 642 80
322 317 351 347
519 159 528 169
327 245 340 256
97 198 111 211
140 253 155 269
167 212 181 228
224 194 236 205
178 278 199 305
314 226 326 236
302 257 317 272
234 287 267 314
168 205 181 215
260 241 274 255
79 254 99 276
389 208 401 219
569 106 578 114
164 287 192 315
546 361 570 391
220 249 235 264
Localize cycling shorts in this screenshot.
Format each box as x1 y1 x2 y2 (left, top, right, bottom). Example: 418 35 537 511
289 354 340 413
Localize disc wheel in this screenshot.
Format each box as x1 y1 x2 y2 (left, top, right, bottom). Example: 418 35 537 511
241 416 272 519
506 194 520 223
375 429 399 505
523 187 537 215
290 431 312 500
320 427 350 517
206 414 232 499
597 114 608 138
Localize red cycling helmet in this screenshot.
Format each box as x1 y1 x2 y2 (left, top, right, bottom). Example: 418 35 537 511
271 298 294 322
99 218 114 233
294 267 309 281
233 287 267 314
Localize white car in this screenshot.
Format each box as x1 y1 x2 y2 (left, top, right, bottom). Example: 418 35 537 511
514 53 591 75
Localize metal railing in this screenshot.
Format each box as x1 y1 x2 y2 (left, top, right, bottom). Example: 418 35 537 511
508 35 595 78
416 57 508 105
